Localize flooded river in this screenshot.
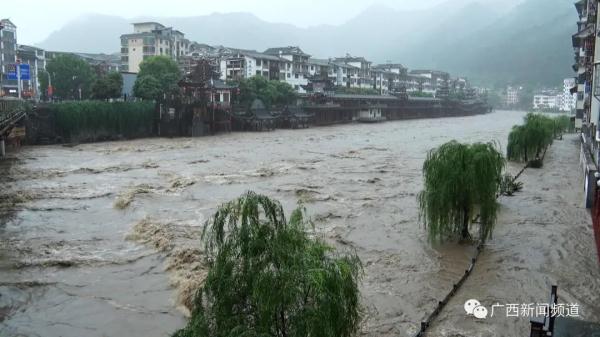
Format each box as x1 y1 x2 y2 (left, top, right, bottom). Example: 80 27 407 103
1 110 599 337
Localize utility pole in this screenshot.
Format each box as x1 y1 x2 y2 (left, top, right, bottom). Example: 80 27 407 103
0 22 4 97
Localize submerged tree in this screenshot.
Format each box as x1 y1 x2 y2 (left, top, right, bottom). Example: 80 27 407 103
418 141 505 243
173 192 362 337
506 113 556 164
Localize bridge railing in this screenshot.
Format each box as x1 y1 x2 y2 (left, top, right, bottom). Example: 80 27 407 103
0 98 29 133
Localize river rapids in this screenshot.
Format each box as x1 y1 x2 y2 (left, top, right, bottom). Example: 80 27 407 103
1 110 599 337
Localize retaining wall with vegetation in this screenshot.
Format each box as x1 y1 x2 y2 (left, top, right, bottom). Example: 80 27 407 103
27 101 156 144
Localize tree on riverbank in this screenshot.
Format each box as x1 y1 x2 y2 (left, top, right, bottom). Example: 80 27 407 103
92 72 123 100
419 141 505 243
39 54 95 100
172 192 362 337
133 56 181 101
236 76 297 108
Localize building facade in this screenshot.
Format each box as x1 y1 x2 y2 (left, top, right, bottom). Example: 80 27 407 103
0 19 18 96
532 93 561 110
120 22 190 73
264 46 310 92
505 86 520 106
573 0 596 130
17 45 46 100
562 78 577 112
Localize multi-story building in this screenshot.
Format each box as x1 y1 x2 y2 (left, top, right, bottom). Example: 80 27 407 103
562 78 577 112
573 0 596 130
505 86 520 106
333 55 372 89
219 49 288 82
532 93 561 110
17 45 46 100
409 70 449 95
372 63 407 93
572 0 600 208
264 46 310 92
0 19 18 96
120 22 190 73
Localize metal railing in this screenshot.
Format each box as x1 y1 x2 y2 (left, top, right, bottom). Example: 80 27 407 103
0 99 28 134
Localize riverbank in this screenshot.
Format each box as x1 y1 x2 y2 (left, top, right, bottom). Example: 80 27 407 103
427 133 600 336
1 110 598 337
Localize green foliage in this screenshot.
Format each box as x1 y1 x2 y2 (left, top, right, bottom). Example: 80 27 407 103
499 174 523 196
44 54 96 100
49 101 155 141
334 86 379 95
133 56 181 101
553 115 573 136
506 113 557 163
173 192 363 337
418 141 505 243
92 72 123 100
133 76 162 101
236 77 297 108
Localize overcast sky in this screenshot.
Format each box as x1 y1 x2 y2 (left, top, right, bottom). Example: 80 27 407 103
5 0 454 45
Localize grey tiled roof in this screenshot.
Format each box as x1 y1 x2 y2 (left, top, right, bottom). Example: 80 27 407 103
264 46 310 57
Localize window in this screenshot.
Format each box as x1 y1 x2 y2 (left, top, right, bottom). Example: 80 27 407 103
223 93 230 102
594 63 600 99
295 74 299 79
143 37 155 45
256 59 262 66
287 73 291 78
256 70 261 76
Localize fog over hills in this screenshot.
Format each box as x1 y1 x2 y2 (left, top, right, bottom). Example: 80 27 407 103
36 0 576 86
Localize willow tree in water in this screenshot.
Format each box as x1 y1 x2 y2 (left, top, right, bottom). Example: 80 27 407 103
173 192 362 337
506 113 555 163
419 141 505 243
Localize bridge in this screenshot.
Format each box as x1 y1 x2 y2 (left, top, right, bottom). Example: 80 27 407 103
0 98 28 158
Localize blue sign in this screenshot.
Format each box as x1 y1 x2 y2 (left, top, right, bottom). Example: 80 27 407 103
7 64 31 80
19 64 30 80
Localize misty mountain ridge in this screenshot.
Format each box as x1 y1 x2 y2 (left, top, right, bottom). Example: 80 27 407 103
36 0 576 86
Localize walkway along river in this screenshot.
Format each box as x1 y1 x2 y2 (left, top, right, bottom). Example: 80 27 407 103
1 110 599 336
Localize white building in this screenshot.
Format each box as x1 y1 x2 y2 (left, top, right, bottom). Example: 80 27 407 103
505 86 520 106
333 55 372 89
17 45 46 100
0 19 18 96
120 22 190 73
219 50 288 82
562 78 576 112
264 46 310 92
533 94 561 110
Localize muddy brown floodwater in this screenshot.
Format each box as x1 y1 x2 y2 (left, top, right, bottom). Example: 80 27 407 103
1 110 599 337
